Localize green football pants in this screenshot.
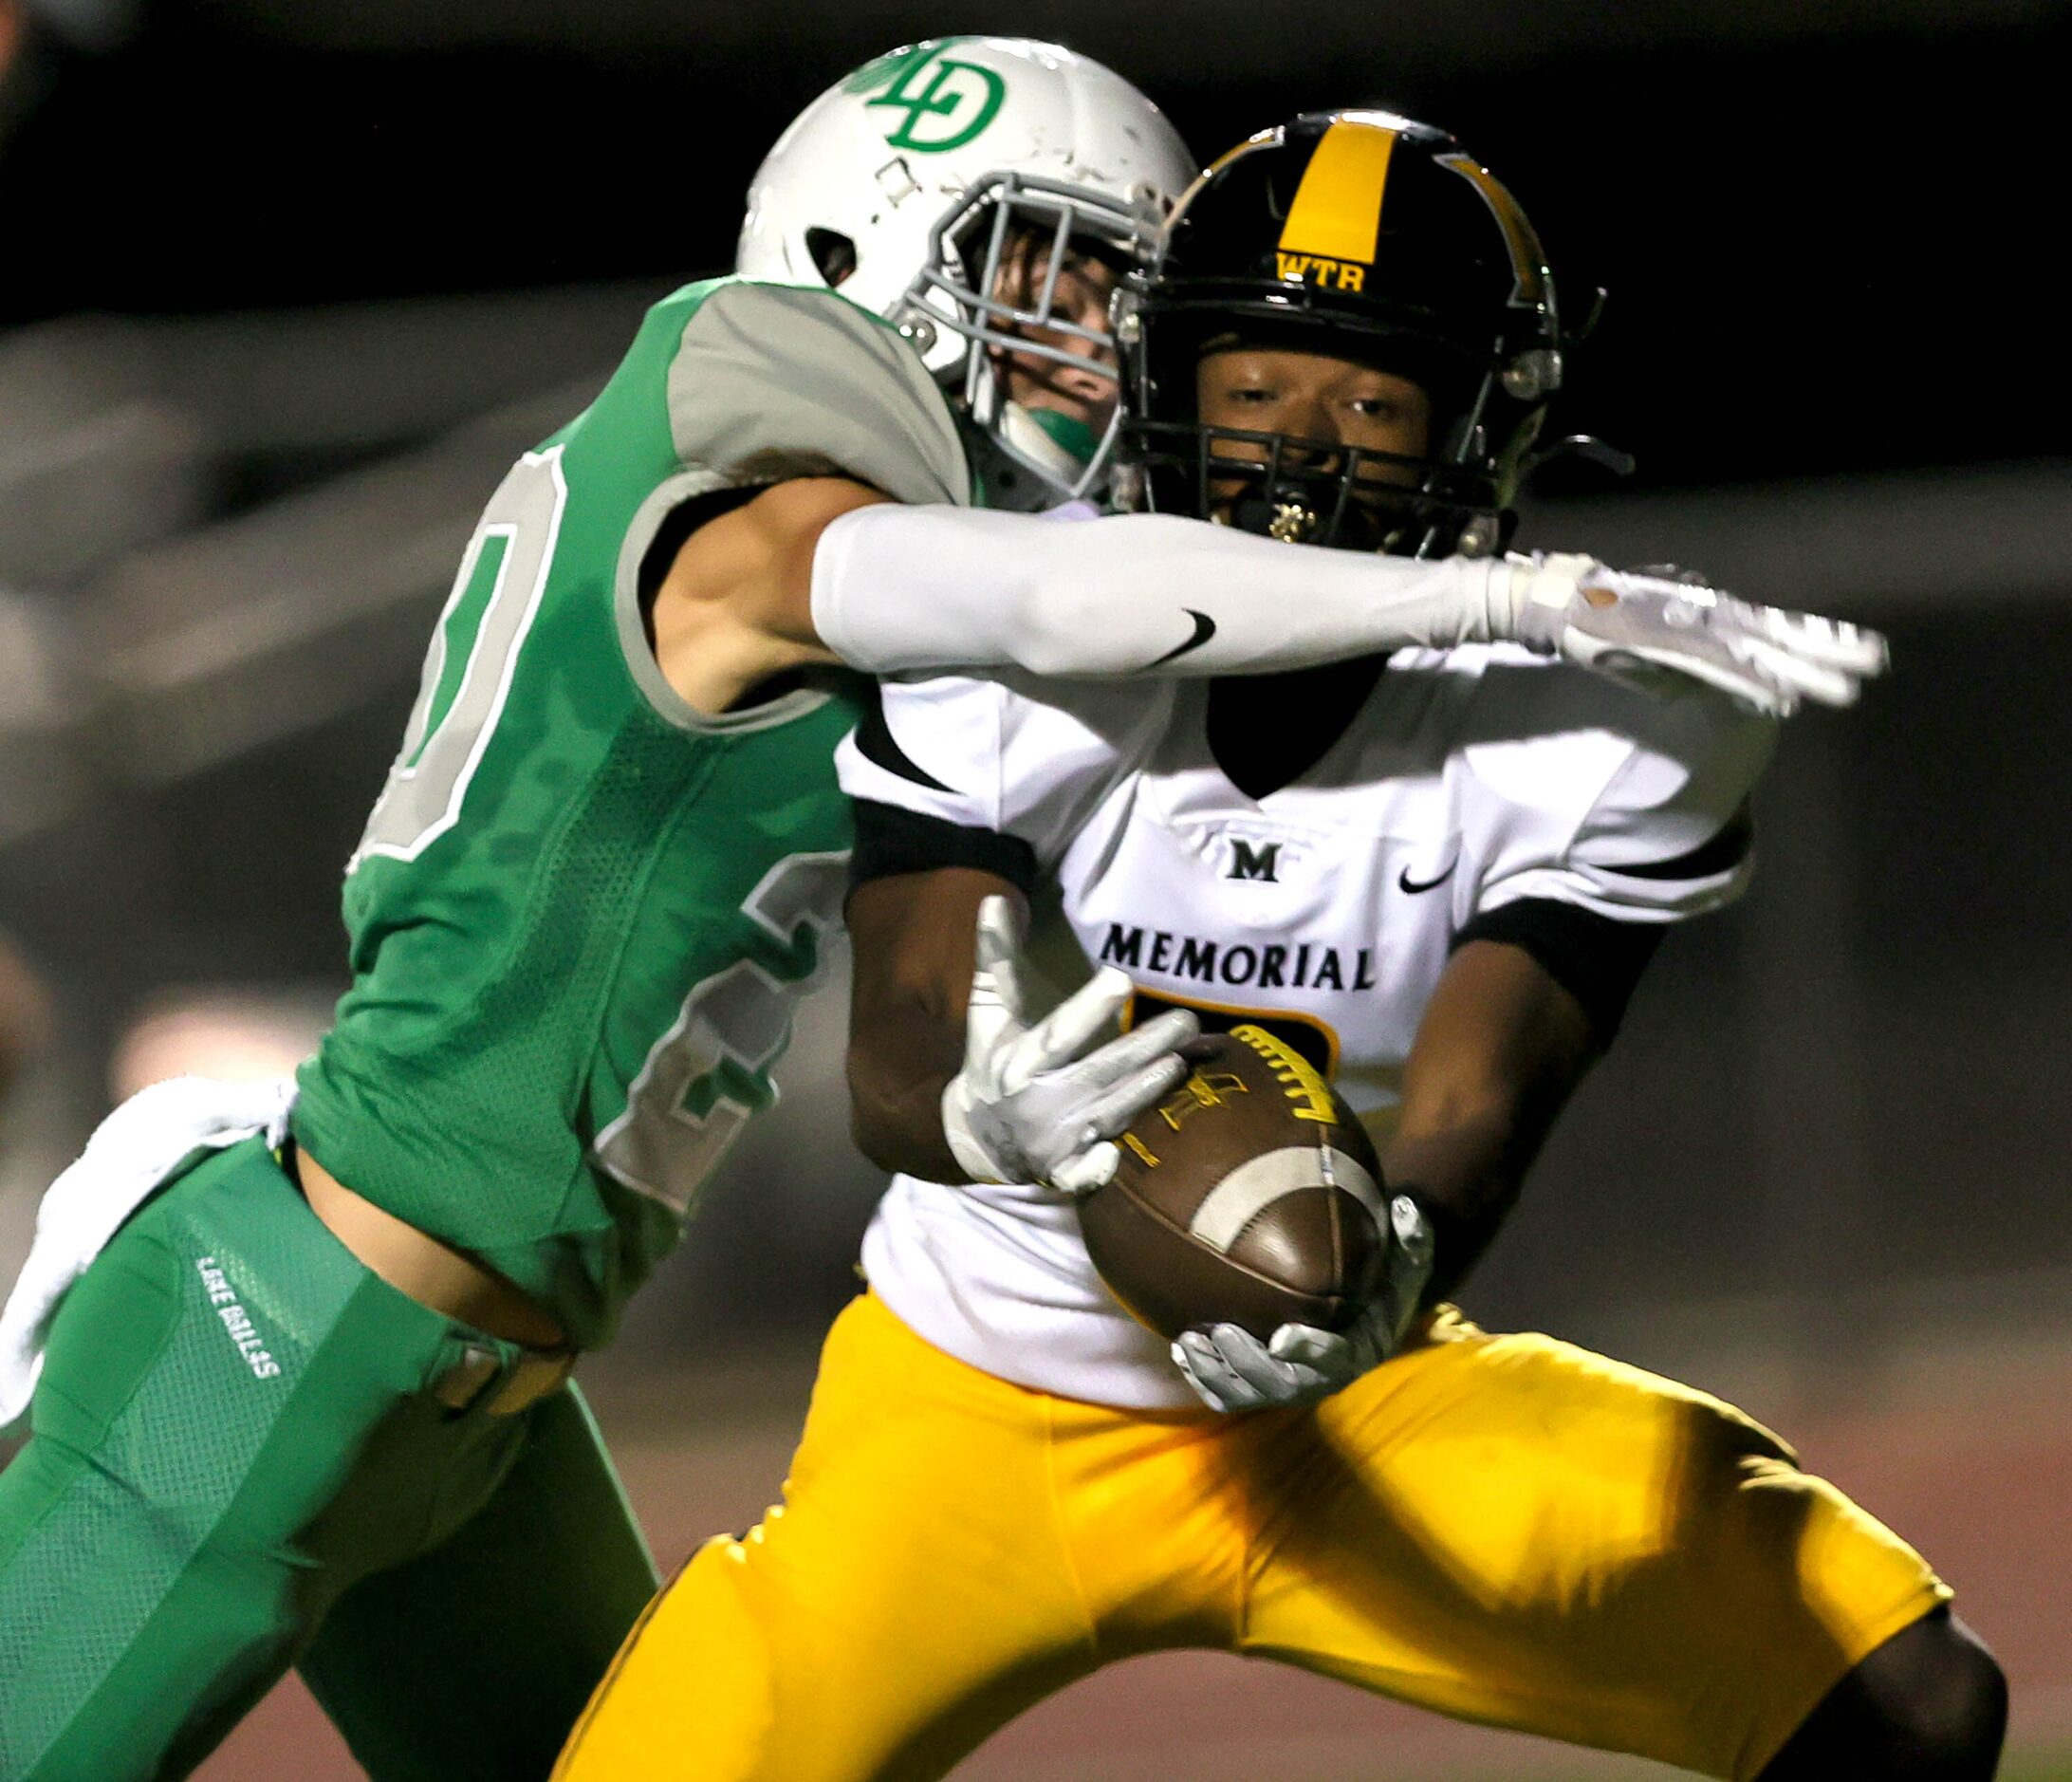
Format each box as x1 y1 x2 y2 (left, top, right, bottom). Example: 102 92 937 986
0 1137 659 1782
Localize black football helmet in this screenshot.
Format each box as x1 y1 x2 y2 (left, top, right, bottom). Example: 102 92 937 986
1120 109 1566 556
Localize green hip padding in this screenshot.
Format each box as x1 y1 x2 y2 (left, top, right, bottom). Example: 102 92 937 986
0 1138 655 1782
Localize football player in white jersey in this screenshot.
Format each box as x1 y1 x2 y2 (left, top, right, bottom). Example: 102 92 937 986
552 113 2002 1782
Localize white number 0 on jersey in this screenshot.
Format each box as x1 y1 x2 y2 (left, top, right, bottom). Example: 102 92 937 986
350 447 568 868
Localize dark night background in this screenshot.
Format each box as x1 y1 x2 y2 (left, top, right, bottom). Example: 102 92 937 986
5 9 2062 488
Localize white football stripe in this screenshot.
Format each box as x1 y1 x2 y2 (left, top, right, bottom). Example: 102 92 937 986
1189 1145 1385 1253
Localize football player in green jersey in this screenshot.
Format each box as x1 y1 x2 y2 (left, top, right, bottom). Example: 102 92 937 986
0 36 1888 1782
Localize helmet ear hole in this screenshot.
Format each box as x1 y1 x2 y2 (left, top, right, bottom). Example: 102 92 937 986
805 227 859 288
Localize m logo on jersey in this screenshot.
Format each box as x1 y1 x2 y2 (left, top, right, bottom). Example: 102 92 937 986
1228 839 1281 882
850 39 1006 154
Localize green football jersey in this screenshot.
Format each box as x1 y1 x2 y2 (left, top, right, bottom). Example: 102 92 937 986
293 277 971 1348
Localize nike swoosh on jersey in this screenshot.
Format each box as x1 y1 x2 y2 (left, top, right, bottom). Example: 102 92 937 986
1397 859 1457 895
1146 609 1217 668
855 695 956 793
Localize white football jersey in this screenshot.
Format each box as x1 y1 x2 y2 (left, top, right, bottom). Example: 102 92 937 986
836 647 1775 1408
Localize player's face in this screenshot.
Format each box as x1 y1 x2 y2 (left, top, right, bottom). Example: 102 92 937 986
1195 346 1433 508
989 232 1127 431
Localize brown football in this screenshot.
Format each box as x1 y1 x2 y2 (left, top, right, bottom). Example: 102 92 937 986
1079 1023 1389 1343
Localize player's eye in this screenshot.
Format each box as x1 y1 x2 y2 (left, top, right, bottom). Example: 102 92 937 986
1064 234 1132 279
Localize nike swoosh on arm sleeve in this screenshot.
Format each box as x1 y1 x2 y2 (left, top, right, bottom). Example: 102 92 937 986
809 506 1523 678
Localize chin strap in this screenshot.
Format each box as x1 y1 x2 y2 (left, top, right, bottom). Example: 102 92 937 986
971 401 1115 510
1007 403 1101 468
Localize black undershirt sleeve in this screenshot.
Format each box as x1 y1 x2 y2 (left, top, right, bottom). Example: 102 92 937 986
848 799 1038 902
1450 898 1665 1047
636 485 761 611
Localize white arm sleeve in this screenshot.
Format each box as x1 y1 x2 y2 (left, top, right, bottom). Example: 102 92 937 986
810 504 1526 678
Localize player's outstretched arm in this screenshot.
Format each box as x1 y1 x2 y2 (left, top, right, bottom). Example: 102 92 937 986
1174 938 1597 1414
654 479 1886 717
659 474 1494 709
659 477 1501 712
847 881 1195 1193
809 506 1888 714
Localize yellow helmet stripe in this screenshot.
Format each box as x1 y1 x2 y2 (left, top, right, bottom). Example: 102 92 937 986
1277 120 1398 266
1438 152 1549 306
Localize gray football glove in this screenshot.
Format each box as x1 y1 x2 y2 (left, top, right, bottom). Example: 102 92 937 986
1172 1193 1436 1414
942 897 1197 1196
1513 554 1889 718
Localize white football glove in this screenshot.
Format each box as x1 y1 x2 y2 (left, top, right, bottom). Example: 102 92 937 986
1172 1193 1436 1414
1512 554 1889 718
941 897 1198 1196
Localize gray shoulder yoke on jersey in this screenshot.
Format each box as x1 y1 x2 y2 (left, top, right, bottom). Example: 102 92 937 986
667 282 970 508
615 282 972 732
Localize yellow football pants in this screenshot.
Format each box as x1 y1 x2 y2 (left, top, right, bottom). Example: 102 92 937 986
557 1291 1948 1782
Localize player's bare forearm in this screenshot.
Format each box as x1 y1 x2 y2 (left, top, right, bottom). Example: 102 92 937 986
1384 938 1597 1304
845 868 1013 1179
847 989 968 1180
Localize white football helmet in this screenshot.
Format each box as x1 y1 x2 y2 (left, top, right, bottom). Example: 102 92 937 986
736 37 1194 502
